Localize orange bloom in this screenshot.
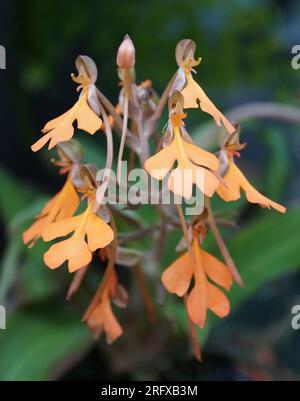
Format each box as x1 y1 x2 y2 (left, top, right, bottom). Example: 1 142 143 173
217 152 286 213
42 201 114 272
162 234 232 328
145 121 220 199
180 73 235 135
31 87 102 152
87 272 123 344
175 39 235 134
23 176 79 248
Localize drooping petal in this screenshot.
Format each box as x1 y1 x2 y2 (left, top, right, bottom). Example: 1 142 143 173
201 250 233 291
31 92 102 152
23 177 79 247
181 74 235 135
86 213 114 251
168 167 194 199
186 283 207 329
217 159 241 201
44 236 92 272
42 215 82 241
56 178 80 220
87 296 122 344
161 251 193 297
76 97 103 134
219 159 286 213
183 141 220 171
206 282 230 318
23 218 47 247
144 142 177 180
195 168 220 198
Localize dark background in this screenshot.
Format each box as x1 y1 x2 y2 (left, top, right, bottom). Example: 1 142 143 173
0 0 300 381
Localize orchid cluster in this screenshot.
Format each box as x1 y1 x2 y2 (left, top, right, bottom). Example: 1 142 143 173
23 36 286 358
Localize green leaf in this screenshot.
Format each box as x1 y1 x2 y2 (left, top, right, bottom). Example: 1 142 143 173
0 167 38 223
263 129 290 199
227 206 300 308
0 303 91 380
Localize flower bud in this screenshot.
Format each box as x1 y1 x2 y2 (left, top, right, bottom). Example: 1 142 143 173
116 34 135 69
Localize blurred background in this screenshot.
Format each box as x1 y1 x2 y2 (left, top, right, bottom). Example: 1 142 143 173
1 0 300 381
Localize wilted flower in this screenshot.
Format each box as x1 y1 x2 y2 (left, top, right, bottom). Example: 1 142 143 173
87 271 125 344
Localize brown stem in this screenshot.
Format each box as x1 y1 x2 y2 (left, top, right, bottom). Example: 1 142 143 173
117 93 129 184
206 199 244 287
66 265 89 300
134 263 155 324
184 294 202 362
175 203 195 263
94 102 114 211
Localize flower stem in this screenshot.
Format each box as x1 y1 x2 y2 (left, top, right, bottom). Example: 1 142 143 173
206 199 244 287
117 93 129 184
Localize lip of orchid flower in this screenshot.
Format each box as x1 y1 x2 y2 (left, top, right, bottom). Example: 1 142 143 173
217 131 286 213
162 229 232 330
41 165 114 273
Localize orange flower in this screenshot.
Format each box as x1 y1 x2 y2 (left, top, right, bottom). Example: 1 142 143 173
175 39 235 135
42 200 114 272
217 151 286 213
162 233 232 328
31 87 102 152
23 176 79 248
144 106 220 199
87 272 123 344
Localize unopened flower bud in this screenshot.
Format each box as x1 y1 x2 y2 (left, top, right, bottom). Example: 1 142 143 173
116 34 135 69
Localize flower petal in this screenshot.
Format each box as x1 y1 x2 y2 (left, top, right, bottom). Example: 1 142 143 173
181 74 235 134
186 283 207 329
144 142 176 180
86 214 114 251
195 168 220 198
183 141 220 171
44 236 92 272
168 168 194 199
206 282 230 318
87 297 122 344
201 250 233 291
161 251 193 297
76 97 102 134
224 161 286 213
42 215 82 241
